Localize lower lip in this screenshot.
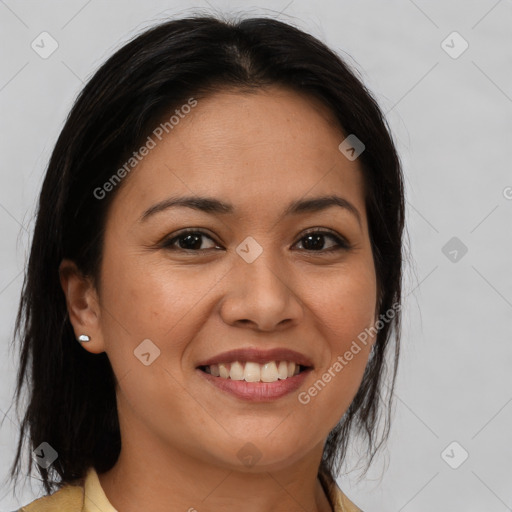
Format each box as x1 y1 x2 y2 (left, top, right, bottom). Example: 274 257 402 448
197 368 311 402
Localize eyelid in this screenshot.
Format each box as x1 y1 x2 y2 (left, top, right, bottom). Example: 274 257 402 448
160 227 351 252
158 228 221 249
296 227 351 250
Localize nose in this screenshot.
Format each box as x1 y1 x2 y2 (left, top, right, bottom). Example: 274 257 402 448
219 252 304 332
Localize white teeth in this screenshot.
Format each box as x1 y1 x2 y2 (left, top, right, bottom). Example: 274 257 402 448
277 361 288 380
229 361 244 380
260 361 278 382
204 360 304 382
219 363 230 379
244 362 261 382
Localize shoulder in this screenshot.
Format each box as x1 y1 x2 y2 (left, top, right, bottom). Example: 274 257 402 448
335 488 364 512
18 482 84 512
318 468 364 512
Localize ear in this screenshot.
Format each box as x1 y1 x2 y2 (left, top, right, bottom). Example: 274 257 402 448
59 259 106 354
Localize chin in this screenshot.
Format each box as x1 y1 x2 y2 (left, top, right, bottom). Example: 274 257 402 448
216 438 317 473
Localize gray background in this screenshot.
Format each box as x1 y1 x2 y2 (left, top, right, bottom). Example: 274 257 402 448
1 0 511 510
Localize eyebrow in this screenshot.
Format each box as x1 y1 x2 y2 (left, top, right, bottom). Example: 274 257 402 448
139 194 362 228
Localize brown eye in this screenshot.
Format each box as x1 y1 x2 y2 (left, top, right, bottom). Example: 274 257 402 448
295 230 351 252
160 229 350 253
161 230 219 251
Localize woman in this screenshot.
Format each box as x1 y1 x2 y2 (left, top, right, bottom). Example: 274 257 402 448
8 14 405 512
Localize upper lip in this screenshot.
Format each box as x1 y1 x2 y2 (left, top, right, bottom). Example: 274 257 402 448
196 348 314 368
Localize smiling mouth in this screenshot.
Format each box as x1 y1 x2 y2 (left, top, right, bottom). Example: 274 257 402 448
198 361 309 383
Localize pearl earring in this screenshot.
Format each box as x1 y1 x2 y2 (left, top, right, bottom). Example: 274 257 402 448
78 334 91 342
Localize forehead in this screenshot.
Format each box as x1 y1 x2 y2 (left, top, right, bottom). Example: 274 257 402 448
107 86 367 226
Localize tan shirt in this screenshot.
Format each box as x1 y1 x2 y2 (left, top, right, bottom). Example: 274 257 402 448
20 467 362 512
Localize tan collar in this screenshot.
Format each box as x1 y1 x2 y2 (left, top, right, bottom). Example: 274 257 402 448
318 467 362 512
20 466 362 512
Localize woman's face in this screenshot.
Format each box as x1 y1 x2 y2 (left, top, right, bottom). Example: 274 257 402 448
80 86 378 472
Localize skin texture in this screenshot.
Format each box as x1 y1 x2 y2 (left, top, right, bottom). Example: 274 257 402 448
60 86 378 512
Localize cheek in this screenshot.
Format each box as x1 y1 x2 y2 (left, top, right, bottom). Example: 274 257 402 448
299 262 377 427
96 257 219 431
314 257 377 347
98 254 226 365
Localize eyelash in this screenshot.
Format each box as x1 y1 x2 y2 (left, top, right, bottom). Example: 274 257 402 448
160 228 351 253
